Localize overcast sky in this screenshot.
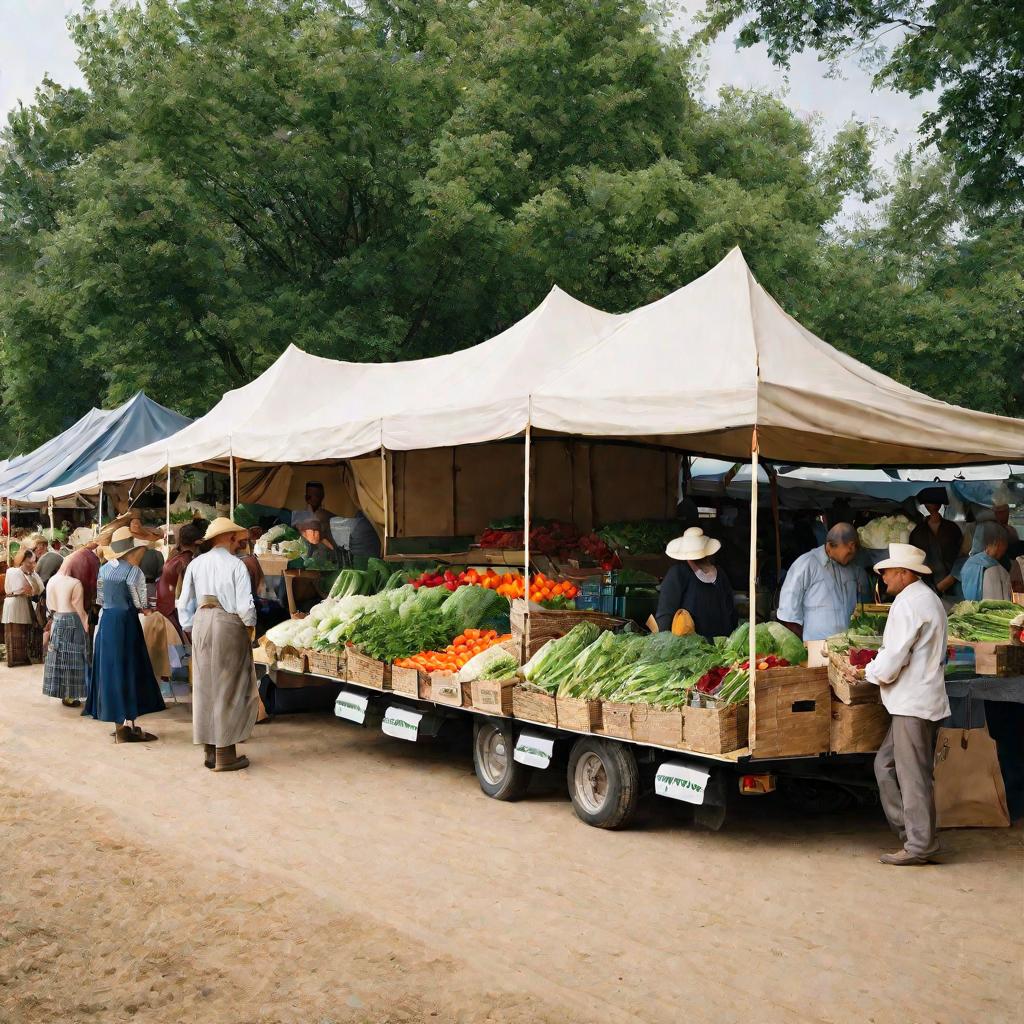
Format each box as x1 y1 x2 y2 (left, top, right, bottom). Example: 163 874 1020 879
1 1 931 190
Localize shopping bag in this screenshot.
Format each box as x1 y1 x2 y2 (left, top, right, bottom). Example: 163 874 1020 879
933 725 1010 828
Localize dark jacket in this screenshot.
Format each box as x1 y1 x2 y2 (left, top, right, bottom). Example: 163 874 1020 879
909 518 963 580
655 562 738 639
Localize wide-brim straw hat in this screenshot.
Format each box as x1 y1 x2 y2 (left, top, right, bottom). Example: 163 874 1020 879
873 543 932 575
666 526 721 562
102 526 150 562
204 517 248 542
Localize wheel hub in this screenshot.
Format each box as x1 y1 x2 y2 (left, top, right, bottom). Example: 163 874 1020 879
574 751 609 813
476 726 509 786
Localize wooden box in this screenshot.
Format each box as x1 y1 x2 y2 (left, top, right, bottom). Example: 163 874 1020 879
827 653 881 705
753 666 831 758
511 600 623 660
391 665 428 698
635 706 685 749
257 552 291 576
555 696 602 733
347 649 391 690
430 671 464 707
306 649 345 679
511 686 557 726
599 702 634 740
684 703 748 755
830 700 891 754
972 642 1024 677
277 646 307 674
471 677 517 716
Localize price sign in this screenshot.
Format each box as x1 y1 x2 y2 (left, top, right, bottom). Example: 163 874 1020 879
655 762 710 805
382 705 423 742
513 732 555 769
334 690 369 725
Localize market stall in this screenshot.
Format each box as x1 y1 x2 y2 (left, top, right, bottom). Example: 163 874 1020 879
86 249 1024 828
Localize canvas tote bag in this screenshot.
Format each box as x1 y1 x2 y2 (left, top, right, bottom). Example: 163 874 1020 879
934 719 1010 828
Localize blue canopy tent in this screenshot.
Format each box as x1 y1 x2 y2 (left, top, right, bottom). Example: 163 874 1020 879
0 392 192 508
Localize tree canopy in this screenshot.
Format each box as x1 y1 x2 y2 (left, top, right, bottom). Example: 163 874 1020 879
0 0 1019 454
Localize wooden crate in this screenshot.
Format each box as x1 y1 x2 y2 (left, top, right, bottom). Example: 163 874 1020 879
972 642 1024 677
599 702 634 740
753 666 831 758
830 700 891 754
555 696 602 733
257 552 292 576
277 646 307 674
635 706 685 749
684 703 748 755
511 686 557 726
391 665 428 698
827 652 881 705
306 649 345 679
511 599 623 659
347 649 391 690
471 677 517 716
430 671 464 707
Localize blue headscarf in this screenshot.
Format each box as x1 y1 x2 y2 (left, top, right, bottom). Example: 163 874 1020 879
960 552 1000 602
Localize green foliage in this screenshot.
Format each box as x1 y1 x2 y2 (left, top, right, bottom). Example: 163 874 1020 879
700 0 1024 208
0 0 1019 453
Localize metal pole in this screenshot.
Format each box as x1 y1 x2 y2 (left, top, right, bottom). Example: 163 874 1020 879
165 460 172 555
229 442 235 519
523 418 532 657
97 484 104 530
748 428 759 753
379 446 389 558
48 496 55 537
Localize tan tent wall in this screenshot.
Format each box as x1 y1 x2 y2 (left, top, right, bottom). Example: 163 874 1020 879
237 463 360 519
359 441 679 539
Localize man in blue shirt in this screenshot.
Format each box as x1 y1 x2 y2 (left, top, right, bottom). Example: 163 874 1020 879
777 523 869 642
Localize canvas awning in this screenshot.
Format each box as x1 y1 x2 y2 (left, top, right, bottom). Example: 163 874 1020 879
1 393 192 505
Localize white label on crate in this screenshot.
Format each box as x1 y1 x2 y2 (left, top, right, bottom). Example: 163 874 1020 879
382 705 423 742
334 690 369 725
655 762 710 805
514 733 555 769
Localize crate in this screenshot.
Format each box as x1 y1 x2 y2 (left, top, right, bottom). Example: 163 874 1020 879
830 700 891 754
684 703 748 755
257 552 291 576
471 677 517 716
511 686 557 726
972 642 1024 677
391 665 428 698
599 702 634 740
753 666 831 758
306 649 345 679
430 671 464 707
510 599 623 659
347 649 391 690
634 706 685 749
277 646 307 674
555 696 602 733
827 652 881 705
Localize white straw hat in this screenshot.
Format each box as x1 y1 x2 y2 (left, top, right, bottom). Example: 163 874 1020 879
102 526 150 562
873 543 932 575
666 526 721 562
204 517 249 542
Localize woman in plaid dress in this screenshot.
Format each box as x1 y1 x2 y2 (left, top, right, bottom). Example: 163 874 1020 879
42 559 91 706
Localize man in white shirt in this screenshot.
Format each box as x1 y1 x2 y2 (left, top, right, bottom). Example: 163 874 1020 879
178 518 258 772
862 543 951 866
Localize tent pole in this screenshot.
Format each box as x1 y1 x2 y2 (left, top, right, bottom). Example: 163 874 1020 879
165 460 172 555
48 496 55 537
229 441 235 519
97 484 103 531
379 446 389 558
523 418 532 657
748 428 759 754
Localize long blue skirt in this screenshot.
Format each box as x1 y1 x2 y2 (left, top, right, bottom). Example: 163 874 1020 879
83 608 166 723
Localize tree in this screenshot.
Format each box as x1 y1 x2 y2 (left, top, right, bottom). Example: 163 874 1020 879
700 0 1024 208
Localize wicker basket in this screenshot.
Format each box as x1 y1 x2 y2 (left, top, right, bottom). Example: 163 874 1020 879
555 696 602 733
512 686 557 726
510 599 623 659
391 665 428 697
634 707 684 748
277 646 307 674
347 649 391 690
599 701 634 740
684 703 748 755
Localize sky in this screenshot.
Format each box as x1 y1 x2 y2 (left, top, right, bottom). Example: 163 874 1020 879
1 0 932 198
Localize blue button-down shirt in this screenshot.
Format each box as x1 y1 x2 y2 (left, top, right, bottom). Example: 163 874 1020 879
777 545 868 642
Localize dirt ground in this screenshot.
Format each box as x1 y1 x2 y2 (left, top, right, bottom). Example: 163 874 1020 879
1 664 1021 1024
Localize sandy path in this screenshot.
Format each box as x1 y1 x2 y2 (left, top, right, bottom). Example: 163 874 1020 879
1 664 1021 1024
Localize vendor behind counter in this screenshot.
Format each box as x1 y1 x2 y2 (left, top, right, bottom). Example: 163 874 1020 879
654 527 738 639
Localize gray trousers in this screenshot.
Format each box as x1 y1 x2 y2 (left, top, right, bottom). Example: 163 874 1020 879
874 715 940 857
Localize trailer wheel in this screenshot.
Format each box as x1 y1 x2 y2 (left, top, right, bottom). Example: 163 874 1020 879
567 737 639 830
473 718 530 801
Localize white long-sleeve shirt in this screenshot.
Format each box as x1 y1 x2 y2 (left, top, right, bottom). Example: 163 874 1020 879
177 546 256 631
864 579 951 721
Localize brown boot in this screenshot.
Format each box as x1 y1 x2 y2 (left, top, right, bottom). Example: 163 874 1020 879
114 724 143 744
213 745 249 772
132 726 158 742
204 745 216 769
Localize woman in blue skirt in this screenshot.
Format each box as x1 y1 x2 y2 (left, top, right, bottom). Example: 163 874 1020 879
84 527 166 742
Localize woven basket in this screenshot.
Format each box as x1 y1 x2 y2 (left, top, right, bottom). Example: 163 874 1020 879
599 701 634 740
391 665 428 697
511 686 557 726
277 646 307 674
510 599 623 659
307 649 344 679
555 696 602 733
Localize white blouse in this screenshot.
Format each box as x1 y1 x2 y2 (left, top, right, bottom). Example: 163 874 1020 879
3 567 44 625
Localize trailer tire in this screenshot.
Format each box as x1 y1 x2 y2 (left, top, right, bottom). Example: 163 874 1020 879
473 718 530 801
567 737 639 830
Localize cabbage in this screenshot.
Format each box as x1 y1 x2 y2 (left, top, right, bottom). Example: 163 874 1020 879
857 515 914 550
